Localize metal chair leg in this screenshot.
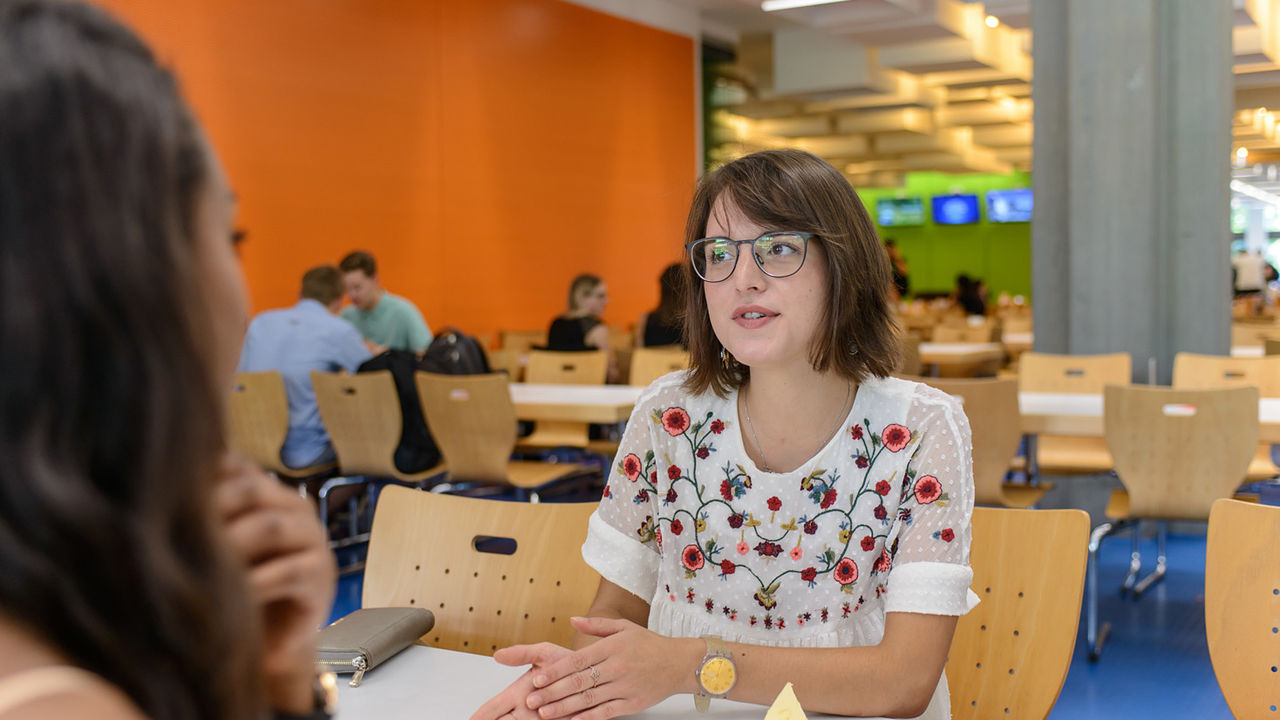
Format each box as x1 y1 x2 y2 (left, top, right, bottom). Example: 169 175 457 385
1120 521 1142 596
1087 521 1114 661
1132 520 1168 598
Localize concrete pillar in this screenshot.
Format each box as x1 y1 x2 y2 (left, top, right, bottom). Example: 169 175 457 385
1032 0 1233 383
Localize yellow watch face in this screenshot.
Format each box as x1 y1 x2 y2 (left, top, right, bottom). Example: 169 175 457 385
699 656 736 695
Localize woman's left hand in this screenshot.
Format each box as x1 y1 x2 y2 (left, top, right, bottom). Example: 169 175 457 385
521 617 700 720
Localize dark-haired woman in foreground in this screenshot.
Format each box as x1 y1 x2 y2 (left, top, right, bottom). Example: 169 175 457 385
0 2 334 719
475 150 975 720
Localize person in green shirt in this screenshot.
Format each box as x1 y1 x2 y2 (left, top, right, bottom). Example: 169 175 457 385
338 250 433 353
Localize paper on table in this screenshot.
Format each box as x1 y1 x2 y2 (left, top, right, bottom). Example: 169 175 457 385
763 682 807 720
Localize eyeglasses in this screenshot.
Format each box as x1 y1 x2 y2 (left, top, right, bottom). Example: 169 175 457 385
685 232 813 283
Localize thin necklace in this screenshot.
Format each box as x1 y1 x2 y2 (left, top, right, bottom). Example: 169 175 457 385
743 381 852 473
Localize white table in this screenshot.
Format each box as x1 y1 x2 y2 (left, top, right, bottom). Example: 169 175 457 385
918 342 1005 377
1018 391 1280 443
337 644 838 719
509 383 643 424
1232 345 1264 358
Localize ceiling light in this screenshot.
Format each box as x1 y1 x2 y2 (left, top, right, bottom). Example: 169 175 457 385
762 0 852 11
985 15 1000 28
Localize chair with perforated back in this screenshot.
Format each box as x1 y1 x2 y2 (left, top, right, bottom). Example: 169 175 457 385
1205 498 1280 718
518 350 609 451
629 347 688 387
1172 352 1280 480
913 377 1051 508
948 507 1088 720
363 485 600 655
1018 352 1131 476
310 371 446 544
1085 384 1258 661
415 372 593 501
228 371 336 480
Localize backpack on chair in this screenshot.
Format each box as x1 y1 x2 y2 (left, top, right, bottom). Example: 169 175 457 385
420 328 490 375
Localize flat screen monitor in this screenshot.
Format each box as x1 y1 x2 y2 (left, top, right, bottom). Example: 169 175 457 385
876 197 926 227
932 194 980 225
986 188 1033 223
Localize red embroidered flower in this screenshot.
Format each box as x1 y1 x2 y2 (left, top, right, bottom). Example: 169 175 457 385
803 520 818 535
650 470 658 483
696 446 710 459
661 407 691 436
820 488 838 509
635 490 649 502
788 545 803 561
667 464 682 481
875 549 892 573
602 485 611 499
767 496 782 511
875 480 891 496
720 559 735 575
728 513 744 529
720 480 734 502
736 542 750 555
681 544 705 571
755 541 782 558
670 519 683 536
833 558 858 585
860 535 876 552
710 419 725 434
851 424 864 440
855 455 869 469
620 453 642 482
882 424 910 452
940 528 955 543
800 567 818 582
914 475 942 504
655 529 662 548
874 505 888 520
662 490 676 505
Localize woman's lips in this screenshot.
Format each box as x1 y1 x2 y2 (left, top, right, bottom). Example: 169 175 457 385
733 305 778 329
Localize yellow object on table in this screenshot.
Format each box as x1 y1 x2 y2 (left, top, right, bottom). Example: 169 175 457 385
764 682 807 720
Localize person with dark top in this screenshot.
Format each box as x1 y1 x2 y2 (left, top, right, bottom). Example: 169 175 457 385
546 273 617 382
954 274 987 316
636 263 685 347
885 238 910 299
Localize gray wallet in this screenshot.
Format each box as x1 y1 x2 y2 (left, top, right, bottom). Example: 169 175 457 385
316 607 435 687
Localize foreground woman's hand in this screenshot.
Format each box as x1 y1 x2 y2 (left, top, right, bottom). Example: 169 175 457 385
470 643 575 720
216 454 337 714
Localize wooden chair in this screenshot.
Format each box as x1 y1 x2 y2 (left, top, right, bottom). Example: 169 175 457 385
311 371 446 544
1086 385 1258 660
363 485 599 655
1018 352 1131 476
912 377 1051 508
1205 498 1280 718
1266 338 1280 356
933 324 997 343
518 350 609 451
897 334 924 376
485 348 524 382
1172 352 1280 480
1232 322 1280 348
228 371 336 479
948 507 1089 720
415 372 593 501
499 329 546 355
628 346 688 386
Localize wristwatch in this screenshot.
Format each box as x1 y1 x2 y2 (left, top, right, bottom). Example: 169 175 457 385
693 635 737 712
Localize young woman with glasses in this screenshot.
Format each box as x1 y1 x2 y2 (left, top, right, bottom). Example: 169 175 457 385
0 3 335 719
475 149 975 720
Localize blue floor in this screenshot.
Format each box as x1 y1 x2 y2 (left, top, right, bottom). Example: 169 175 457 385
327 489 1233 718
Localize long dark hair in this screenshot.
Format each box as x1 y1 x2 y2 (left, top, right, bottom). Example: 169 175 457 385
0 2 262 719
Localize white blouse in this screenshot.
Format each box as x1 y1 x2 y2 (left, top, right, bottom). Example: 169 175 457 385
581 372 978 720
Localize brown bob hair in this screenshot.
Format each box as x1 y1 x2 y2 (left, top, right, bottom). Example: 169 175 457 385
682 149 900 397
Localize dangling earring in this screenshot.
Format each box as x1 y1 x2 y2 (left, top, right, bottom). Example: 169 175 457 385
721 347 737 369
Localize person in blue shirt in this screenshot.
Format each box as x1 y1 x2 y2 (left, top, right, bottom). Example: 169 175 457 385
238 266 371 468
338 250 433 353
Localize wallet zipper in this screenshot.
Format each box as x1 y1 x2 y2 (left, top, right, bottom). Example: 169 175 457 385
317 655 369 687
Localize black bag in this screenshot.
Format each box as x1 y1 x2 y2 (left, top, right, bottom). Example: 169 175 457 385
421 328 491 375
356 350 441 475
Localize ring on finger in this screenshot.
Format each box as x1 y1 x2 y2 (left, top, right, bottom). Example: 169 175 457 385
587 665 600 688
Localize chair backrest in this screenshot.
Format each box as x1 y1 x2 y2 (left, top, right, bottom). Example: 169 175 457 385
897 334 924 376
1266 338 1280 356
227 371 289 474
499 329 547 354
948 507 1089 720
911 377 1022 507
363 485 600 654
607 325 633 352
934 324 996 343
1205 498 1280 718
1232 322 1280 348
1001 315 1033 334
485 348 525 382
416 372 516 482
310 370 403 476
525 350 607 385
1172 352 1280 398
1018 352 1131 393
629 347 689 386
1104 385 1258 520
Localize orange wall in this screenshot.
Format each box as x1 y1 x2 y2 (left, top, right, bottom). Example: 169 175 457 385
96 0 696 341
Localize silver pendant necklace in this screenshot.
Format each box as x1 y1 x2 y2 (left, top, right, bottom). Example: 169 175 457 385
743 381 852 473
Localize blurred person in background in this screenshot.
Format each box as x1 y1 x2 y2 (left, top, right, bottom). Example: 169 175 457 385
339 250 432 354
635 263 684 347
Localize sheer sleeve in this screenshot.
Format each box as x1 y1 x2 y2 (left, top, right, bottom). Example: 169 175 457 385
882 385 979 616
581 388 664 603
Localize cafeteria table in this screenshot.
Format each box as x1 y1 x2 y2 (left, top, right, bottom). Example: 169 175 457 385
509 383 643 424
918 342 1005 377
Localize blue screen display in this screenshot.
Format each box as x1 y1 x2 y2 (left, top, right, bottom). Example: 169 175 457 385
875 197 926 227
931 195 980 225
986 188 1033 223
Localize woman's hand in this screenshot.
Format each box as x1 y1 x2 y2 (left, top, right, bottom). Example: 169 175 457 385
216 454 337 714
470 643 574 720
519 617 701 720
